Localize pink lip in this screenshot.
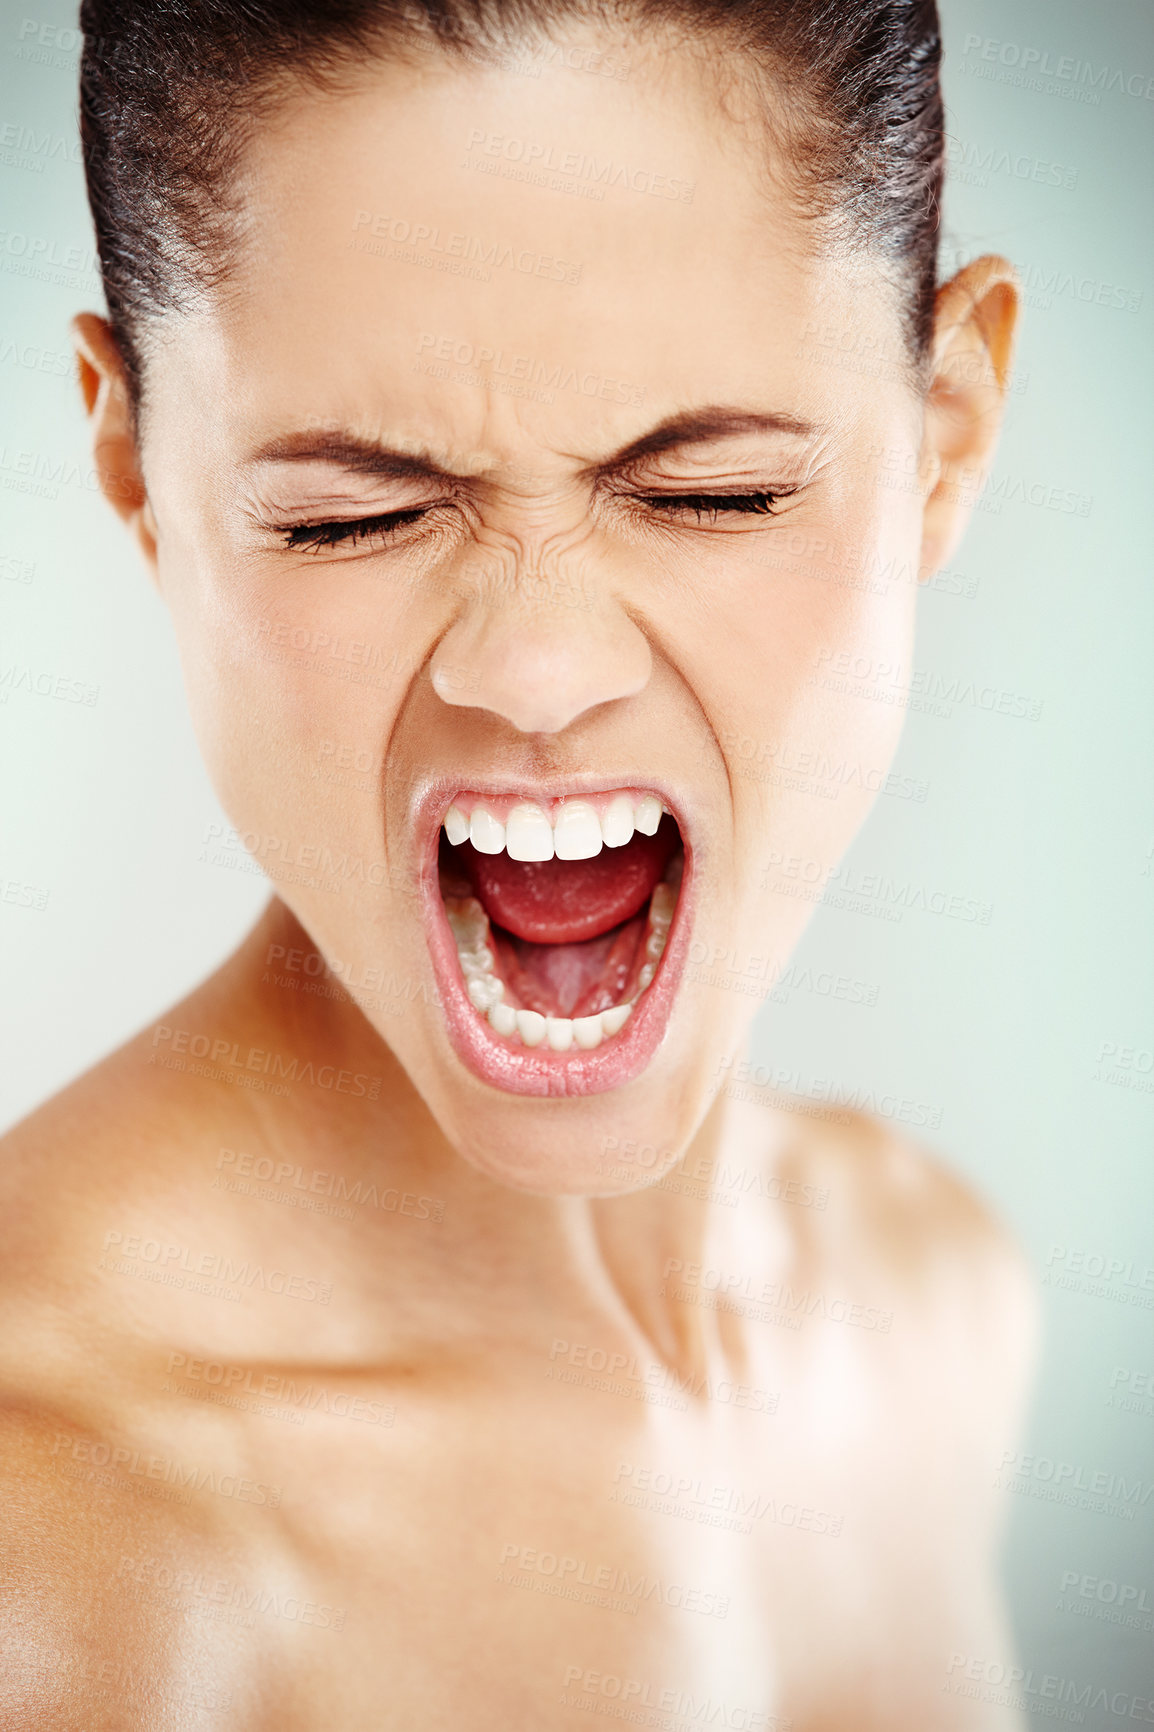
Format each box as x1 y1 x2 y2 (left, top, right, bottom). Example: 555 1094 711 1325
413 780 693 1097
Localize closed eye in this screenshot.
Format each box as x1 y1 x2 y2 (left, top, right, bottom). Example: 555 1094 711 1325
277 487 791 554
636 489 787 521
281 506 436 554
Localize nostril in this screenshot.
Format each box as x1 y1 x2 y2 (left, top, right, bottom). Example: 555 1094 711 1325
430 603 652 734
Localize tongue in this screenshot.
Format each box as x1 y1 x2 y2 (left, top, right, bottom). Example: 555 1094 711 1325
460 819 679 943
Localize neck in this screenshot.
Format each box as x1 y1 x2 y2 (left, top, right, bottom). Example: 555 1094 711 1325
183 899 752 1373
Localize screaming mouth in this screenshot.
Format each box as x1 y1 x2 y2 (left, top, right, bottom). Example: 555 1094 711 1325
431 788 687 1093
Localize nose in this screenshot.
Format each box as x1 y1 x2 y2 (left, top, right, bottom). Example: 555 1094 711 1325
430 586 652 735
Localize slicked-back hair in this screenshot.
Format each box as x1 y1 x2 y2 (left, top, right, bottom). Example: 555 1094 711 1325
79 0 945 405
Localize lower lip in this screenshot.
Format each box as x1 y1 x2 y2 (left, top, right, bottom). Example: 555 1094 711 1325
418 815 692 1098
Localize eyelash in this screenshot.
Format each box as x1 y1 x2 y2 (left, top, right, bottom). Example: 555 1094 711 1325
279 489 786 554
283 507 432 554
638 489 783 522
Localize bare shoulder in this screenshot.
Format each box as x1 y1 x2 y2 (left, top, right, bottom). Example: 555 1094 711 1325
0 1399 219 1730
731 1087 1038 1395
0 973 255 1276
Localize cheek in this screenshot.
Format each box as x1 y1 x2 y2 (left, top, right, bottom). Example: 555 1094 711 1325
160 542 418 861
696 510 919 904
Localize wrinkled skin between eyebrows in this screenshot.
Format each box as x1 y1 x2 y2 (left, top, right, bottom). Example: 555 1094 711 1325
78 35 1017 1192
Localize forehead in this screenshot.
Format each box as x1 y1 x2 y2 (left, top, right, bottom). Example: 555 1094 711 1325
167 38 906 464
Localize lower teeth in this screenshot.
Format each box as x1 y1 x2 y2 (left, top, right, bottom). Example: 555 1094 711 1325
444 861 676 1051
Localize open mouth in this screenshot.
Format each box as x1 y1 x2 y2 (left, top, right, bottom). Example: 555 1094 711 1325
423 788 690 1096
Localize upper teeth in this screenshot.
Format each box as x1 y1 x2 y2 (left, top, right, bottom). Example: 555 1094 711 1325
443 792 665 861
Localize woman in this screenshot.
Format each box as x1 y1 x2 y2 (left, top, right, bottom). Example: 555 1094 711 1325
0 0 1034 1724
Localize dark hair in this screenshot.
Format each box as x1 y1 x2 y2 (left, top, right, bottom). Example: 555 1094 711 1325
79 0 943 406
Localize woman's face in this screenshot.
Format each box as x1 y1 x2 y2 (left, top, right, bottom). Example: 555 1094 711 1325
132 37 929 1193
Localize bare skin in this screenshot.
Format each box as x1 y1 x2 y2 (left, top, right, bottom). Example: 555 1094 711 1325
0 24 1034 1730
0 900 1033 1729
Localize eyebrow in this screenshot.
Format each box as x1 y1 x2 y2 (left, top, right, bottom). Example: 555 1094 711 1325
245 407 820 483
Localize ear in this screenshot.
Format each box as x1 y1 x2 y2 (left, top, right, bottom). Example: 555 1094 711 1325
918 255 1021 581
72 313 158 573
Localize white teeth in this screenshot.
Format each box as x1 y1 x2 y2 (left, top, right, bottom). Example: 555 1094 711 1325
553 801 602 861
444 805 470 846
545 1017 574 1052
443 791 669 857
469 805 506 854
634 794 662 836
649 883 676 927
467 975 504 1012
645 929 666 961
600 1003 632 1037
458 945 495 976
572 1014 604 1050
601 795 635 849
487 1001 518 1037
445 900 488 946
638 963 656 991
516 1009 547 1047
505 802 555 862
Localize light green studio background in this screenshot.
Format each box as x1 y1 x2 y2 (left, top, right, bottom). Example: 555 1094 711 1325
1 0 1151 1711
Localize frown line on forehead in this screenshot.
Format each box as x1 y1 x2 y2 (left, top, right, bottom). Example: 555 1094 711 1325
245 406 824 483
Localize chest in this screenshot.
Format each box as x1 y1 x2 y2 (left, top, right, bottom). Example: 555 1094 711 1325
90 1333 947 1730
